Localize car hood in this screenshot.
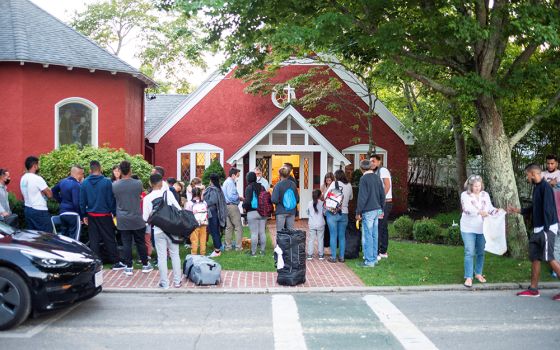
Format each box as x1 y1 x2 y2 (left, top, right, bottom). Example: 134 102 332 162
7 230 97 262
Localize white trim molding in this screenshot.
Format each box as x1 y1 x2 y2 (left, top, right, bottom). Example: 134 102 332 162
226 105 350 168
54 97 98 149
176 143 224 181
342 144 389 170
147 70 225 143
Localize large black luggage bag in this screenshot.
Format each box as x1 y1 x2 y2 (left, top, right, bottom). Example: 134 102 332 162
275 229 306 286
323 218 330 248
345 219 361 259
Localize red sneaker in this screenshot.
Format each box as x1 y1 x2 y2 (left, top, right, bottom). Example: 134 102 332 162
516 289 540 297
552 293 560 301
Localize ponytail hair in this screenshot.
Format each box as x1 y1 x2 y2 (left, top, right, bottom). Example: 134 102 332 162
312 189 321 214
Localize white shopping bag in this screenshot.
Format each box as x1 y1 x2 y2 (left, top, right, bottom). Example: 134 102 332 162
483 210 507 255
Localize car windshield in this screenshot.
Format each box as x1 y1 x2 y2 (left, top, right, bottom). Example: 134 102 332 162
0 221 17 236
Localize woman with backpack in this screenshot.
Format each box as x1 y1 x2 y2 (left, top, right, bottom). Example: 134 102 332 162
185 187 208 256
243 171 269 256
272 166 299 232
325 170 353 263
203 173 227 257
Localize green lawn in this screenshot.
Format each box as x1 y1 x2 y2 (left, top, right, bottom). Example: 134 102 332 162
107 226 276 272
345 240 555 286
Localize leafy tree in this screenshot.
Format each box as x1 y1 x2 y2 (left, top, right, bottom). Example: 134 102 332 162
40 145 153 188
176 0 560 258
71 0 205 92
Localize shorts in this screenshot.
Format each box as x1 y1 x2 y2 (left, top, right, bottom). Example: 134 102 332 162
529 230 556 262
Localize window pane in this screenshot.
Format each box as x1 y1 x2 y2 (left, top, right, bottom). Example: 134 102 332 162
196 152 206 178
272 133 287 145
58 103 92 147
181 153 191 182
210 153 219 162
291 134 305 145
304 159 309 189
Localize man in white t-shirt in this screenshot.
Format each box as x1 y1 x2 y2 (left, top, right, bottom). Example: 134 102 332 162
371 154 392 259
544 154 560 189
20 156 53 232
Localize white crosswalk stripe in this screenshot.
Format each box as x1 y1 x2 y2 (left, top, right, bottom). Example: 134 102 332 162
364 295 439 350
272 294 308 350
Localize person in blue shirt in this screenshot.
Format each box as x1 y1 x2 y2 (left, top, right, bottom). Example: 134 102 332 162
222 167 244 251
52 165 84 238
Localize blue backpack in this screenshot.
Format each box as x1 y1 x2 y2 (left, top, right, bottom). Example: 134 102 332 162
251 191 258 209
282 188 297 211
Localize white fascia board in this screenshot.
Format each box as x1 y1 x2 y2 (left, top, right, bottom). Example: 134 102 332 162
146 70 225 143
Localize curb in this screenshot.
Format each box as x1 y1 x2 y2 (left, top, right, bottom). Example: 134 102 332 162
102 282 560 294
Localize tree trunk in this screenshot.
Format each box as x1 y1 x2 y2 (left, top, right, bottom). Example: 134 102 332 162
475 95 528 259
450 107 468 197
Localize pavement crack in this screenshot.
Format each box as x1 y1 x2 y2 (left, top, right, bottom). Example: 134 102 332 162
192 304 214 350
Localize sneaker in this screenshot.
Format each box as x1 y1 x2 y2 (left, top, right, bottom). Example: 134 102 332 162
377 255 382 261
251 252 257 257
516 288 540 297
379 253 389 259
338 257 345 263
552 293 560 301
158 282 169 289
258 250 265 256
552 271 558 279
319 255 325 260
124 267 133 276
112 262 126 271
307 255 313 260
184 244 191 249
356 261 375 268
209 250 221 257
142 263 154 273
173 282 182 288
328 257 337 263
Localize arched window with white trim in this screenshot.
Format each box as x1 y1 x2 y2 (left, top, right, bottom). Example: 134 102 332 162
55 97 98 148
177 143 224 182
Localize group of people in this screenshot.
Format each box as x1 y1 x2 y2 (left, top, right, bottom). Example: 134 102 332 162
459 154 560 301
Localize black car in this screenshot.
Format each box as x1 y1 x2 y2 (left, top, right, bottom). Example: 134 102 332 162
0 222 103 330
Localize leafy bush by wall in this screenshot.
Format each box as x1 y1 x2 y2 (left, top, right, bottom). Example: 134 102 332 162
393 215 414 240
40 145 152 188
441 225 462 246
202 159 226 186
413 218 442 243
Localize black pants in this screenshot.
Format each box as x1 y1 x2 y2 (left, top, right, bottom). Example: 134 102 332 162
60 214 79 239
378 202 393 255
89 215 120 264
121 228 149 267
208 206 222 251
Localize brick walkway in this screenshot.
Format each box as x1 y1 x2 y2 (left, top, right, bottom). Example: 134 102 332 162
103 219 364 290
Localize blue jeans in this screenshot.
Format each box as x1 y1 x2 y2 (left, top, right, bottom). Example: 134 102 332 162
326 212 348 259
461 231 486 278
362 210 380 265
24 206 52 233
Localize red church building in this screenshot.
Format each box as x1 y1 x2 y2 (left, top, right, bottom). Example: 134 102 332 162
0 0 153 191
145 59 414 215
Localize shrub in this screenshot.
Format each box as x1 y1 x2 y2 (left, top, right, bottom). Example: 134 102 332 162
202 159 226 186
413 218 442 243
433 210 461 227
8 192 25 228
40 145 152 188
351 169 363 187
441 225 462 246
393 215 414 240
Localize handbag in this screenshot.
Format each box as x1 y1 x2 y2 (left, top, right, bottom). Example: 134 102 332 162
148 191 198 244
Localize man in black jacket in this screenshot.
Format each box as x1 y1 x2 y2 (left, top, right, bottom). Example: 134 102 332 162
508 164 560 300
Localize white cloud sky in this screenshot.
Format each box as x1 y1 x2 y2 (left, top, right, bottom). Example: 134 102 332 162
30 0 223 88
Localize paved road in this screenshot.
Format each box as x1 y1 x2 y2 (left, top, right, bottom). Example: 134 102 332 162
1 290 560 349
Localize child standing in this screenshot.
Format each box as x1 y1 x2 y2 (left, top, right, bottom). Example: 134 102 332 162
185 187 209 255
307 189 325 260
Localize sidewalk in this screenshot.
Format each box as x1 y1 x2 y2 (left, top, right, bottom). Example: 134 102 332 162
103 219 364 291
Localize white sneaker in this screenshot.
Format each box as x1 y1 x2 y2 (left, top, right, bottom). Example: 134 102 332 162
379 253 389 259
377 255 382 261
209 250 221 257
124 267 133 276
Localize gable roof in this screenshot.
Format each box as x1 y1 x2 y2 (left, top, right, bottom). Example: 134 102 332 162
226 105 350 166
145 94 189 135
0 0 154 86
145 59 414 145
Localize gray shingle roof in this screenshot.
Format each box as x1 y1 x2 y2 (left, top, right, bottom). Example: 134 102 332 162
0 0 154 85
145 94 189 135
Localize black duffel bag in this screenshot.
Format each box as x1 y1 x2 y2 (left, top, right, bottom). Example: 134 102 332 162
275 229 306 286
345 219 361 259
148 191 198 244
